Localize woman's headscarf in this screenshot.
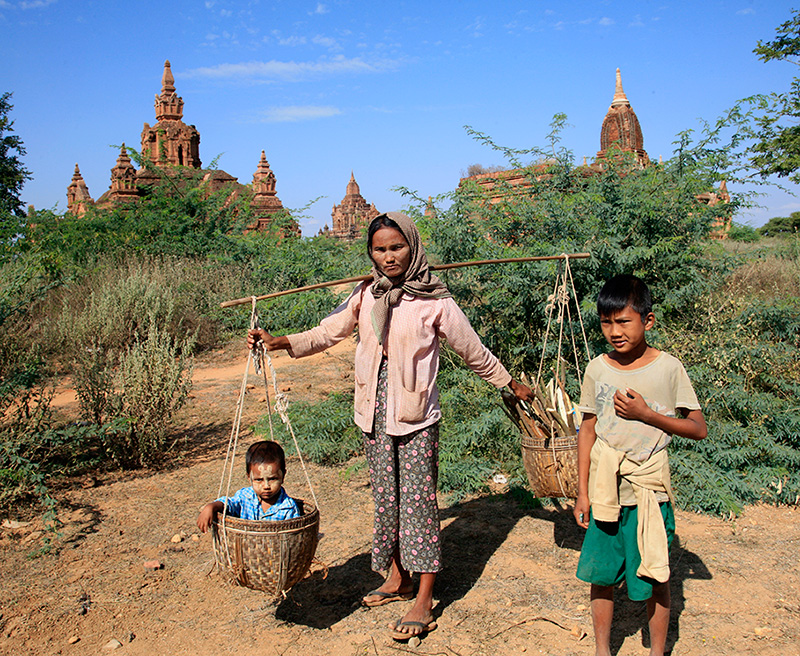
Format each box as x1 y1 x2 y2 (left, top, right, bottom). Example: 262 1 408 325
369 212 451 343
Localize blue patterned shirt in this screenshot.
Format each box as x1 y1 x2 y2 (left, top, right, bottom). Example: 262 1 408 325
216 486 300 521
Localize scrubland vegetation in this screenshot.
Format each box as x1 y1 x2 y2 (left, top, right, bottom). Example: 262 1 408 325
2 118 798 524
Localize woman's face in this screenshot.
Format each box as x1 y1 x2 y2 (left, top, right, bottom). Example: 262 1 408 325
370 226 411 281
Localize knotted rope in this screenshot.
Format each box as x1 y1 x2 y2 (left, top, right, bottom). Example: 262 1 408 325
532 254 591 497
213 297 320 573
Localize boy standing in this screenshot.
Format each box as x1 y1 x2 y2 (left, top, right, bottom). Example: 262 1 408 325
573 275 707 656
197 440 300 532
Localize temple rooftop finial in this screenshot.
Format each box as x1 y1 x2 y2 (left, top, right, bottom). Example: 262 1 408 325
162 60 175 95
611 68 629 108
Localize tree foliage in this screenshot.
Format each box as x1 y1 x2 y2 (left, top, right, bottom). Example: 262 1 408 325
0 92 32 245
758 211 800 236
746 9 800 183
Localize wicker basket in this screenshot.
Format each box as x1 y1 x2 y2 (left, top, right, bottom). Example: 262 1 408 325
520 433 578 499
212 500 320 596
501 388 579 499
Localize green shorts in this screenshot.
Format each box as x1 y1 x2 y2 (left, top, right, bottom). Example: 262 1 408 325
576 502 674 601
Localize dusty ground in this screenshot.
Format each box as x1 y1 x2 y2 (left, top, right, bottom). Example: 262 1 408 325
1 338 798 656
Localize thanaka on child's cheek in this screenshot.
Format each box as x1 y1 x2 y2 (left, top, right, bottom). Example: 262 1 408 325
250 462 285 509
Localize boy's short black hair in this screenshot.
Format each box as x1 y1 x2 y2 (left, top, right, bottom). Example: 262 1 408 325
597 274 653 320
245 440 286 477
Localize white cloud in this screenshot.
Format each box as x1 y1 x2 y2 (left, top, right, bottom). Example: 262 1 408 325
312 3 328 14
18 0 56 8
599 17 614 26
736 7 755 15
629 14 644 28
258 105 341 122
278 35 307 46
312 34 339 49
185 55 399 81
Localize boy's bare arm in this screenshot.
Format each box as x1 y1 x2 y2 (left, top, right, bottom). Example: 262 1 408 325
196 500 225 533
613 389 707 440
573 413 597 528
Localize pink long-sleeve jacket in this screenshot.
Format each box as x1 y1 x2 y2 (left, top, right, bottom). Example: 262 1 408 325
286 281 512 436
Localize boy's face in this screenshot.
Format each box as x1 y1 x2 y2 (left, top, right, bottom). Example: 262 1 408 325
600 305 654 355
249 461 285 507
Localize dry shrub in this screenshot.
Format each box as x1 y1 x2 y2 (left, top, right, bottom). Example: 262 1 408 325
725 253 800 300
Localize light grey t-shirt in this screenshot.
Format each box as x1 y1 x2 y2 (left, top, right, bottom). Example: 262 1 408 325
578 352 701 463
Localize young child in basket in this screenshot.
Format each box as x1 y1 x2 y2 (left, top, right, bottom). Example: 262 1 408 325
572 275 707 656
196 440 300 532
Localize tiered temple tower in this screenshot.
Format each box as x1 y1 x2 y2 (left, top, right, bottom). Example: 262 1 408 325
66 61 297 235
140 61 201 169
596 68 649 167
323 172 379 241
66 164 93 217
250 150 293 233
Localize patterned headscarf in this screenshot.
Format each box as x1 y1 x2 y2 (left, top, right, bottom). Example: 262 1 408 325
369 212 451 343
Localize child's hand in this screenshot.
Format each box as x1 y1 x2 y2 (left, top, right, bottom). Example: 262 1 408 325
613 388 651 422
196 503 217 533
573 494 590 529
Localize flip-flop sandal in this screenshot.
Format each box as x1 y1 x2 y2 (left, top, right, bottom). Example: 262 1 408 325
389 619 437 641
361 589 414 607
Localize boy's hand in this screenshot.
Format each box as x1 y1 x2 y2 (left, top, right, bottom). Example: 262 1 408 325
573 493 590 529
613 388 651 422
196 503 217 533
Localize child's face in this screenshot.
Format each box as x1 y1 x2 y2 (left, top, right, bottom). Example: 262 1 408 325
249 461 285 507
600 305 654 355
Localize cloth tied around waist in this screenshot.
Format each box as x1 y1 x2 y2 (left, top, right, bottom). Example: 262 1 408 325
589 438 676 583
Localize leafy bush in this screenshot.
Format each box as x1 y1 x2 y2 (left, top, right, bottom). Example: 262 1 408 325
728 221 761 242
89 323 194 468
258 392 362 465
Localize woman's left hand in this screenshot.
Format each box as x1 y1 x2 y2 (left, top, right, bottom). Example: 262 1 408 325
508 379 535 403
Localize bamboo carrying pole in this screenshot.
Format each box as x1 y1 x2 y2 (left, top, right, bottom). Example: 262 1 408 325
220 252 591 309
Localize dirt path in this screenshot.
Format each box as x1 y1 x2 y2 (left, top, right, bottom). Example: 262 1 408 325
1 340 798 656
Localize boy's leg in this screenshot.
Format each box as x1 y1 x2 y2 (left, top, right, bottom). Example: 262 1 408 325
646 581 670 656
590 584 614 656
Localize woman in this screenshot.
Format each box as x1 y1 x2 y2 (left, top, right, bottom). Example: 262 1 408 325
248 212 532 639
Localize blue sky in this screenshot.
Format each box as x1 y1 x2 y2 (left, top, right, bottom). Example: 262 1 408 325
2 0 798 236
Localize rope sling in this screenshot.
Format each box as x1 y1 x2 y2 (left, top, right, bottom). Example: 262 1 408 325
211 298 320 596
502 255 591 498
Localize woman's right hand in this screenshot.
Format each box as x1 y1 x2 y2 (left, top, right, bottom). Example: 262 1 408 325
247 328 290 352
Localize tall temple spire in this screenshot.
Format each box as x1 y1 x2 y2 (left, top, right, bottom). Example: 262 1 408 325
154 59 184 122
597 68 649 167
328 171 378 241
346 171 360 196
162 59 176 96
610 68 629 108
251 149 289 232
142 60 201 168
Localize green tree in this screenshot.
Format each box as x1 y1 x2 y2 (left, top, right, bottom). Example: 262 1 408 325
0 92 32 244
748 10 800 183
758 210 800 236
